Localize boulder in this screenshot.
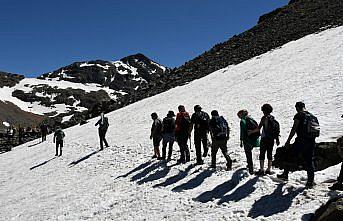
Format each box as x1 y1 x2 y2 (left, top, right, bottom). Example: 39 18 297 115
273 137 343 172
309 197 343 221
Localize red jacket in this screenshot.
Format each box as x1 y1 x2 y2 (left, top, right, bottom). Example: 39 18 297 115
175 111 190 134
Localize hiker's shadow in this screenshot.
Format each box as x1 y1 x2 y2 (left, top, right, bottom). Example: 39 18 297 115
194 168 248 203
248 184 304 218
115 161 152 179
217 176 259 205
137 162 177 185
172 169 214 192
69 150 99 167
30 157 57 170
154 164 194 188
131 161 166 182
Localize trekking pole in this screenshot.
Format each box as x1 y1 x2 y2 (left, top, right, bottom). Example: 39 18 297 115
189 134 192 150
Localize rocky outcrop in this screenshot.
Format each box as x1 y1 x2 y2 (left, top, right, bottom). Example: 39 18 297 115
0 72 24 88
123 0 343 105
309 197 343 221
273 137 343 172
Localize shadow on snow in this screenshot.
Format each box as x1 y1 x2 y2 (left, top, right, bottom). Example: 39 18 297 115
248 184 304 218
153 164 194 188
193 168 248 203
172 169 215 192
68 150 99 167
30 157 57 170
115 161 152 180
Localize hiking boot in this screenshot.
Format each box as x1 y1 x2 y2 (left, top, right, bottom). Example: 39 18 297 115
305 182 315 189
210 165 216 170
157 157 164 160
152 155 157 159
177 159 185 164
277 173 288 181
226 161 232 171
329 182 343 191
166 157 171 161
265 170 274 175
255 170 265 176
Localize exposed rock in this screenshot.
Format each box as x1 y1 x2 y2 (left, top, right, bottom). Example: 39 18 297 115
0 72 24 88
309 197 343 221
273 137 343 172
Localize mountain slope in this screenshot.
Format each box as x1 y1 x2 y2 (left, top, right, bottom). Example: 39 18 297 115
0 54 168 129
127 0 343 103
0 25 343 221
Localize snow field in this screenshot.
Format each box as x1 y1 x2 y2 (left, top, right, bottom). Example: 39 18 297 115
1 26 343 220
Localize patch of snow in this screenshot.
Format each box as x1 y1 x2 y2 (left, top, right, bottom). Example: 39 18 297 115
0 26 343 221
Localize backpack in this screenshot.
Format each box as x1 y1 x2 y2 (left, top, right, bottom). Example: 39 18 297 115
211 116 229 140
303 112 320 138
55 129 65 141
265 115 280 139
163 117 175 133
180 113 191 131
195 111 210 131
101 117 109 130
246 116 260 140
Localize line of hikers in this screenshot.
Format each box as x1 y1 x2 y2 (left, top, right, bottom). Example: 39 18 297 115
150 102 323 189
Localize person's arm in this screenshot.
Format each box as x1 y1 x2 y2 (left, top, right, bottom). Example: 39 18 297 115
189 115 194 135
285 119 300 147
95 119 100 126
53 133 56 143
240 120 244 147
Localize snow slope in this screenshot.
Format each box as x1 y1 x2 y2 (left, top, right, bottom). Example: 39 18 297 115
1 26 343 221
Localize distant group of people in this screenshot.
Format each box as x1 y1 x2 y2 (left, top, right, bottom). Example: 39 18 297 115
150 101 326 189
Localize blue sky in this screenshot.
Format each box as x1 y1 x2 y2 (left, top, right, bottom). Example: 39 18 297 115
0 0 289 77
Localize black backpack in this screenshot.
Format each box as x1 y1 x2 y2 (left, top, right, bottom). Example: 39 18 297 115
265 115 280 140
303 112 320 138
211 116 229 140
246 116 260 140
195 111 210 131
163 117 175 133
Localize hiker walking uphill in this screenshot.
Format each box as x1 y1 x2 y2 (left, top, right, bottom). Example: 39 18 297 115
254 104 280 176
53 125 65 156
150 112 163 159
95 112 109 150
209 110 232 170
40 123 48 142
237 109 260 174
161 111 176 160
190 105 210 165
175 105 191 164
277 102 320 189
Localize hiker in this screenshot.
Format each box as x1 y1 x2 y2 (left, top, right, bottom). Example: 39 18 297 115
40 123 48 142
53 125 65 156
190 105 210 165
237 109 260 174
209 110 232 170
254 104 280 176
329 116 343 191
150 112 163 159
161 110 176 160
95 112 109 150
277 102 319 188
175 105 191 164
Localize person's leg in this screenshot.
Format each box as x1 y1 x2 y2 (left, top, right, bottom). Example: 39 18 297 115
168 140 174 160
211 140 219 168
59 141 63 156
177 137 185 163
338 162 343 183
194 135 202 164
303 139 315 185
55 142 59 156
99 131 104 150
219 140 232 170
162 138 167 159
244 144 254 174
202 133 209 157
103 131 109 147
259 139 267 172
184 138 190 162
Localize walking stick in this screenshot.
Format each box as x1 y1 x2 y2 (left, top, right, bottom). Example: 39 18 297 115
189 134 192 150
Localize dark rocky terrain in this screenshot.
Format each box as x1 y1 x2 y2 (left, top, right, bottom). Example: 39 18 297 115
0 71 24 88
122 0 343 104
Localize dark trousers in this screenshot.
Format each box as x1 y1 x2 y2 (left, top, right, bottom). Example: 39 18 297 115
194 132 208 163
338 162 343 183
244 144 254 172
259 138 274 160
99 129 109 150
162 133 174 159
56 140 63 156
284 138 316 183
42 132 47 142
211 139 231 167
177 135 190 163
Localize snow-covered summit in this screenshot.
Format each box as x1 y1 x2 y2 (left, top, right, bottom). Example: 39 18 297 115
0 25 342 220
